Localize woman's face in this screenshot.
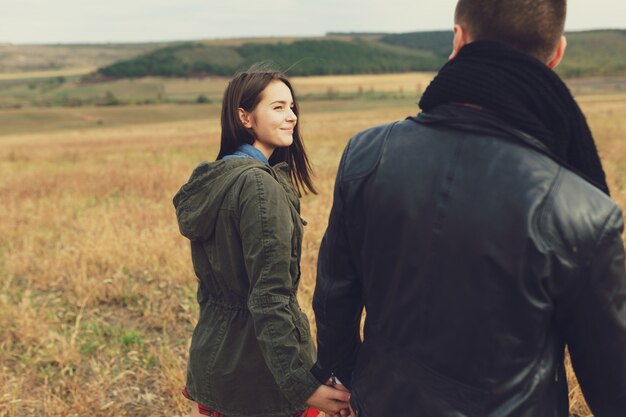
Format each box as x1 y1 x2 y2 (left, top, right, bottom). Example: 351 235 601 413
239 80 297 159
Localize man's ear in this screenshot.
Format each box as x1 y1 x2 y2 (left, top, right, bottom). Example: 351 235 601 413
449 24 471 60
238 108 253 128
547 36 567 69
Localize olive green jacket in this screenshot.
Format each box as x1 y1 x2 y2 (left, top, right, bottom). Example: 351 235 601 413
173 158 319 417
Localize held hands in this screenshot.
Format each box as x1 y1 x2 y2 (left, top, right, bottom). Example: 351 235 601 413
306 379 353 417
326 381 354 417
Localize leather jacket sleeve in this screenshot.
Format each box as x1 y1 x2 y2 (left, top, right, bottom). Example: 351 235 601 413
312 144 364 387
239 168 320 407
556 206 626 415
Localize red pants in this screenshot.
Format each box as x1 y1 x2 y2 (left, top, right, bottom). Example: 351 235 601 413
182 387 320 417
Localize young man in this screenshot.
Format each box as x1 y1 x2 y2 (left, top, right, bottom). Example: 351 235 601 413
312 1 626 416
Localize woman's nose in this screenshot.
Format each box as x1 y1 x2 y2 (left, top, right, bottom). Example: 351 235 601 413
287 108 297 122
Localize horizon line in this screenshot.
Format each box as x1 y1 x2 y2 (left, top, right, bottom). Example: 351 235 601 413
2 27 625 47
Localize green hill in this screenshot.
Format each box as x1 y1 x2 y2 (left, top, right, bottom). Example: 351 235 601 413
380 31 453 61
558 30 626 77
94 30 626 79
378 29 626 78
97 39 441 78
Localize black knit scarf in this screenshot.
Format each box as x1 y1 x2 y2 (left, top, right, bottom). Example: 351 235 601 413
419 40 610 196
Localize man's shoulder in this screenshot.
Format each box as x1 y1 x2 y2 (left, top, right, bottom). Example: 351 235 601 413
341 119 419 181
542 167 621 263
347 119 420 148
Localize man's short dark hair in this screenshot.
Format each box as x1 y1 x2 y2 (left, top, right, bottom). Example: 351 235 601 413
455 0 566 62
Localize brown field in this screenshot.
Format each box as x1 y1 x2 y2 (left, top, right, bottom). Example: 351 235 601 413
0 44 167 75
0 68 97 82
0 74 625 417
0 72 434 109
0 69 621 111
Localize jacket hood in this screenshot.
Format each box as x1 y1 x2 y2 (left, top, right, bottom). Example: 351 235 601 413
173 159 272 242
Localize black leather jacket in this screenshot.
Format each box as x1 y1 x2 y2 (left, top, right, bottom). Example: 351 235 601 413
312 104 626 417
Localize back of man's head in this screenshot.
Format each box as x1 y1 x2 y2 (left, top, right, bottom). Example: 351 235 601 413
455 0 566 62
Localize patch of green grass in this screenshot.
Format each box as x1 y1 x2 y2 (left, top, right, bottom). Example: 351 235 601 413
78 319 147 356
120 329 144 347
80 340 102 355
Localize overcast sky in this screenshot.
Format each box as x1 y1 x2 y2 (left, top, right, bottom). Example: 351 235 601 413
1 0 624 44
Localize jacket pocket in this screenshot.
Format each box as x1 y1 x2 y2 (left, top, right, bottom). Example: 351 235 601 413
351 349 488 417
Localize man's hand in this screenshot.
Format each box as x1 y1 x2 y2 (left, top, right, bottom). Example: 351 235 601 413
324 379 353 417
306 385 350 417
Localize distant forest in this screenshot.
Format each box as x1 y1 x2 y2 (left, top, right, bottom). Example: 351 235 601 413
97 30 626 79
97 40 443 78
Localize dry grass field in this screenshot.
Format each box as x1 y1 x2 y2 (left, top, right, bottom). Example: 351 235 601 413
0 72 435 109
0 75 625 417
0 68 97 82
0 44 167 74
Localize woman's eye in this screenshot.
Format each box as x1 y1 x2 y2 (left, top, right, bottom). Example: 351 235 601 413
274 106 283 110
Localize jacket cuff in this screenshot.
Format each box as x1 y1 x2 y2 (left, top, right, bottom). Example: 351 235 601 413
334 367 354 388
281 366 321 408
310 362 331 384
311 362 355 388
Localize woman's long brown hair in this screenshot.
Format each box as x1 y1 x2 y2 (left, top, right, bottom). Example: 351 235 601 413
217 66 317 195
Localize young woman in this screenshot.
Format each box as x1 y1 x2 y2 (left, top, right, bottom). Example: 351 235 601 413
173 68 351 417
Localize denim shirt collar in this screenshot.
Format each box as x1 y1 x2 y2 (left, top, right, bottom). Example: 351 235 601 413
223 143 269 165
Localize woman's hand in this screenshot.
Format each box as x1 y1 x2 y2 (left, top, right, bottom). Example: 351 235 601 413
306 385 351 416
324 379 353 417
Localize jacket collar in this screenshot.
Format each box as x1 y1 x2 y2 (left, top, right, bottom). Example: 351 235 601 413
412 104 553 156
221 143 270 164
410 104 605 193
234 144 269 164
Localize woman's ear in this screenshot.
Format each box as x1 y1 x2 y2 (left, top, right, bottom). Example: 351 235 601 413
547 36 567 69
238 108 253 129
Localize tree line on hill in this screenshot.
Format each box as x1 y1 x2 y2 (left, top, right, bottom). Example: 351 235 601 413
97 40 443 78
96 30 626 79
